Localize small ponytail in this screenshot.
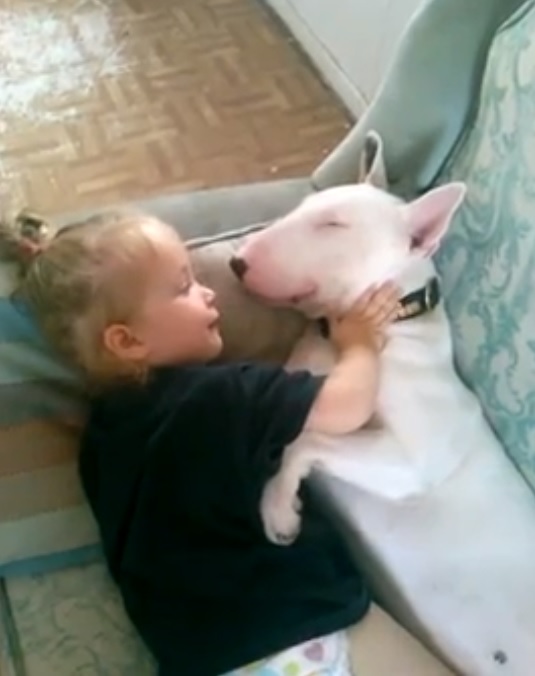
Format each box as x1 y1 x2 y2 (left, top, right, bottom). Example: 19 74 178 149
0 209 52 274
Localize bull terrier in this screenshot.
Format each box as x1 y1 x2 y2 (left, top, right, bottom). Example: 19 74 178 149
229 132 535 676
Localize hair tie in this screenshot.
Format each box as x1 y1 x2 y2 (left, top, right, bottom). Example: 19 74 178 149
13 211 50 262
18 237 45 260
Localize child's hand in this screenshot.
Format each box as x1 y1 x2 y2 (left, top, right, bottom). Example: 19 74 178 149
328 281 400 354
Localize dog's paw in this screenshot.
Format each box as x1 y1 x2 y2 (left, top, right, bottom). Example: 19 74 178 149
260 478 302 546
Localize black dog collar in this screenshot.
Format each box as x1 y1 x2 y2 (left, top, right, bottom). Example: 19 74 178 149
318 277 441 338
395 276 441 322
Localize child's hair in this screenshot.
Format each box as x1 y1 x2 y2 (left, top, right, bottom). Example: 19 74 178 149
0 208 174 388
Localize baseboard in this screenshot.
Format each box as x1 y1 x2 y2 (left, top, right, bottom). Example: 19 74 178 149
263 0 368 119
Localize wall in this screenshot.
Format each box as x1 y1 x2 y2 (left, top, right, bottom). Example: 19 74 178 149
265 0 425 117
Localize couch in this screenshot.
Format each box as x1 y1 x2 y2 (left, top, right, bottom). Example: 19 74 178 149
0 0 533 673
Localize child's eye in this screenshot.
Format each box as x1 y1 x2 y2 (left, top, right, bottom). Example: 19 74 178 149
176 281 191 295
174 267 196 296
176 273 195 295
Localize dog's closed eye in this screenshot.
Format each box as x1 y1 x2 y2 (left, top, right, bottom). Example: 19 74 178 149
317 221 348 229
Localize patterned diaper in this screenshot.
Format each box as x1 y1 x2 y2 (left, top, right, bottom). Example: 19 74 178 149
226 630 352 676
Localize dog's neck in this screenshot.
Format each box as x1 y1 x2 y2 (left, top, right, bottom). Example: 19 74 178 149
395 257 438 298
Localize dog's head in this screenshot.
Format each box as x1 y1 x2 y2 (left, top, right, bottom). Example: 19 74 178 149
230 132 466 316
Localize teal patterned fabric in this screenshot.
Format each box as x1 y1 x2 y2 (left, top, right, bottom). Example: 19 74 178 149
435 2 535 491
5 563 156 676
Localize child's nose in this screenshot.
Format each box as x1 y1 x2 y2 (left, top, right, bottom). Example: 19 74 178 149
202 286 216 304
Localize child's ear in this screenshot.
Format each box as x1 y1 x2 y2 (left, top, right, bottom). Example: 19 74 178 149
103 323 148 361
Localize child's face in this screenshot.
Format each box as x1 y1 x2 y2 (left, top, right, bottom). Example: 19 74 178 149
104 227 223 368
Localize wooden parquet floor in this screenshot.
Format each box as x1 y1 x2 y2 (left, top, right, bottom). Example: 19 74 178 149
0 0 352 216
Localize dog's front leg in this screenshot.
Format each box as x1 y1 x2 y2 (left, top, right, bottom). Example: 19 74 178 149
260 435 350 545
261 428 418 544
260 443 316 545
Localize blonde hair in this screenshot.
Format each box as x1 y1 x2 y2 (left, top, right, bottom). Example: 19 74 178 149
0 208 175 388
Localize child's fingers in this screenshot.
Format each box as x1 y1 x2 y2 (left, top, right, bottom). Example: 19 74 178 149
361 282 400 322
329 285 376 324
380 302 401 327
351 285 376 313
370 302 397 329
330 281 400 325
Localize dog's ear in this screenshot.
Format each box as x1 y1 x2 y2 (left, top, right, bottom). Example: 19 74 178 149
402 182 467 257
358 131 387 189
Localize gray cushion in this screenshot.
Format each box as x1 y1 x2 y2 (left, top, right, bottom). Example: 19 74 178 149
54 178 312 240
313 0 529 198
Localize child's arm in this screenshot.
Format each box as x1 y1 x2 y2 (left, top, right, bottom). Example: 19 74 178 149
305 282 399 435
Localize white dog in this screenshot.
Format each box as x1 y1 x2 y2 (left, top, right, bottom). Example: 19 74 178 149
230 133 535 676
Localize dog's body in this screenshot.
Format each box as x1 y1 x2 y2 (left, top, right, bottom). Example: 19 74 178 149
231 134 535 675
279 280 535 676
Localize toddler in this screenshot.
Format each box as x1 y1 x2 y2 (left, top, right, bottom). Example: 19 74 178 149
1 210 399 676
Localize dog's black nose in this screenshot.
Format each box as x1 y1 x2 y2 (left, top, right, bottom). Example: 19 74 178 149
229 256 248 280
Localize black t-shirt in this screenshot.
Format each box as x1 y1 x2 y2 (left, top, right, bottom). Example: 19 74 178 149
79 362 370 676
